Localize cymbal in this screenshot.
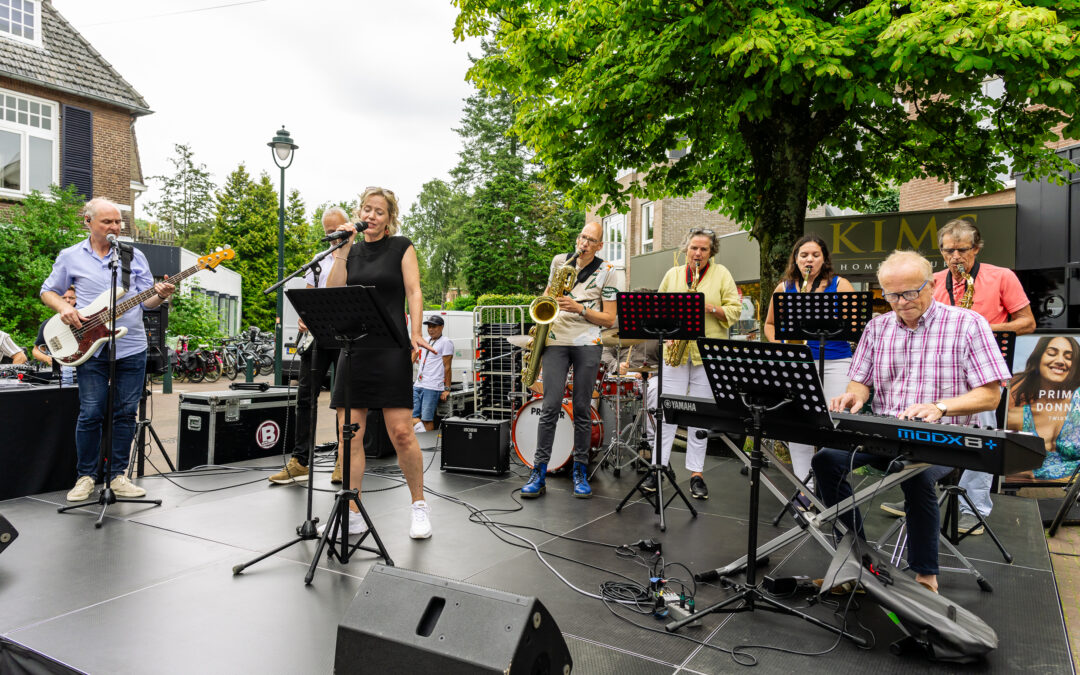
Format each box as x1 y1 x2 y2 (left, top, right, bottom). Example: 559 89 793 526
599 330 645 346
627 366 656 374
503 335 532 348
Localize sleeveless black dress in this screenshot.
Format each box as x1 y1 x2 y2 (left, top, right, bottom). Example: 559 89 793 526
330 235 413 409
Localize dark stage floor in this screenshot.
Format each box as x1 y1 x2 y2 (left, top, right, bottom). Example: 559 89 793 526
0 436 1074 674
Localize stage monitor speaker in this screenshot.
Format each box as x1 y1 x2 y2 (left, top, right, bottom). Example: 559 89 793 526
0 513 18 555
364 409 394 459
440 417 509 474
143 304 169 375
336 564 572 675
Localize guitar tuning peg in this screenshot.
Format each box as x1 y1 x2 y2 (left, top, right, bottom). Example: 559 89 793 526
216 247 222 252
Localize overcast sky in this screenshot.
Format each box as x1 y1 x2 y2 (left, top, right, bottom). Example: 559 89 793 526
52 0 481 221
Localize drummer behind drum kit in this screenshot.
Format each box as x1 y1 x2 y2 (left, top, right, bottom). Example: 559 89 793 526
508 329 654 475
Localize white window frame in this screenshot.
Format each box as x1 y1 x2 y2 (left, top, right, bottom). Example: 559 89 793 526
601 213 625 268
640 202 654 254
0 0 42 47
0 87 58 198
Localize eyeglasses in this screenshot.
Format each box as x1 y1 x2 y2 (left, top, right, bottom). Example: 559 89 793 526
941 246 974 255
690 228 715 238
578 234 601 245
882 280 929 303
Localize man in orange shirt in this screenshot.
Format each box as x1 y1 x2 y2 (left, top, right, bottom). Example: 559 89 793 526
881 218 1034 533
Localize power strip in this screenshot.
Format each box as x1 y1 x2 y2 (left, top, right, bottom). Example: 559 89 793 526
658 591 701 627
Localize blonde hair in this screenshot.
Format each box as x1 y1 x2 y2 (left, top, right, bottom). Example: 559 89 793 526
877 250 933 285
356 187 400 236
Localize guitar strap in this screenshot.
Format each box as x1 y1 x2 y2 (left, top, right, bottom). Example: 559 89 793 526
119 245 133 291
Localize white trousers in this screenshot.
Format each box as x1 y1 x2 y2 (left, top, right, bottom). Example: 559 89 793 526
788 357 851 489
656 361 711 472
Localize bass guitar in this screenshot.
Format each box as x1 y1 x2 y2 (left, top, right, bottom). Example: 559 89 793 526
43 247 235 367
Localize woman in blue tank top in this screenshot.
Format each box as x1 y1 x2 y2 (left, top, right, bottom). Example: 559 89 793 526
764 235 853 496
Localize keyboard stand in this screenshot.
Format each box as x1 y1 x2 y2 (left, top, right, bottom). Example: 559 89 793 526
697 434 928 581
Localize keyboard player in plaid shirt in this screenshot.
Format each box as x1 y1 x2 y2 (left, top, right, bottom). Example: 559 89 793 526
812 250 1011 594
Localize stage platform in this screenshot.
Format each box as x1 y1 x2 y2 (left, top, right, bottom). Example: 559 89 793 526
0 436 1074 674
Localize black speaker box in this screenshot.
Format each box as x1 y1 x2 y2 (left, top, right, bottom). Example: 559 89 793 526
0 513 18 555
364 409 394 459
440 417 510 474
335 564 572 674
142 304 169 375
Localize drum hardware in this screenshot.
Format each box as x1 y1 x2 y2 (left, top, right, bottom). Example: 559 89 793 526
590 367 649 480
626 366 656 374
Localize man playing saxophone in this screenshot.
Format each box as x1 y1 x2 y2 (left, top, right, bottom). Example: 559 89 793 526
646 228 742 499
880 218 1034 533
521 221 621 499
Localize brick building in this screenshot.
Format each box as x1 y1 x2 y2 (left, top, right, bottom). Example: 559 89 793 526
0 1 150 229
585 168 741 285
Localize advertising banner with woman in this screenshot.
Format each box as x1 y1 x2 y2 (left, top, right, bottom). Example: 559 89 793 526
1005 334 1080 483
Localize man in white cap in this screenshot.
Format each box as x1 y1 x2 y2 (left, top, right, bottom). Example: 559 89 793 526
411 315 454 431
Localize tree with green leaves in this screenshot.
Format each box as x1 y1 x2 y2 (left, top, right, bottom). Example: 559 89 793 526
166 279 225 340
0 185 86 346
454 0 1080 309
402 179 469 305
207 166 314 332
145 143 216 247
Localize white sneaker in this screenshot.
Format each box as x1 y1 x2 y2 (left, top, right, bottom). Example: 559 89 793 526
410 500 432 539
66 475 96 502
413 421 426 433
317 513 368 537
110 475 147 498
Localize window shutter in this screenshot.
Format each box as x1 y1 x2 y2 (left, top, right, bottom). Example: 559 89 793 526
61 105 93 200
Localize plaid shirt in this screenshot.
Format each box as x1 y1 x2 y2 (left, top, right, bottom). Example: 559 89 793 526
848 301 1010 426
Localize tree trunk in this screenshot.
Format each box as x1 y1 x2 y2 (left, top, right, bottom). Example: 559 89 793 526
740 107 817 337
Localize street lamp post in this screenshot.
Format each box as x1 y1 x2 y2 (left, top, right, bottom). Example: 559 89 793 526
268 126 298 386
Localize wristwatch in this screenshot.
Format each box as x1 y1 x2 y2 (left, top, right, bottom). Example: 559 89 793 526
443 386 451 392
932 401 947 416
579 306 588 317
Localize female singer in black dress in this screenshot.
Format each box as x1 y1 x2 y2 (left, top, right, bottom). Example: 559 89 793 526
326 187 434 539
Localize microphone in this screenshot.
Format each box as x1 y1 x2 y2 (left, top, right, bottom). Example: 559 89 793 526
106 234 132 249
321 222 370 242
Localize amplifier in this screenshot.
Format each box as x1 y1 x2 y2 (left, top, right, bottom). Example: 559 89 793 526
441 417 509 475
142 305 169 375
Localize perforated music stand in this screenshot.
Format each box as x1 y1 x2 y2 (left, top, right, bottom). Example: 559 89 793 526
773 291 872 381
236 285 403 584
614 291 703 531
663 338 865 646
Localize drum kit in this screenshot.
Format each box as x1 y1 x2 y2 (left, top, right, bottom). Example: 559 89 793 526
509 329 655 474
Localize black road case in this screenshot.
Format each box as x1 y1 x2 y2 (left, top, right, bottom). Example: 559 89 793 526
177 389 297 470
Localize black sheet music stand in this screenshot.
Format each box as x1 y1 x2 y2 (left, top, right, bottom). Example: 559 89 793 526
773 291 872 381
614 291 702 531
239 285 401 584
771 291 871 523
663 338 866 646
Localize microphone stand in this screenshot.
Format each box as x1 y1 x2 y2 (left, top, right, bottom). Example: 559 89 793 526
59 237 161 527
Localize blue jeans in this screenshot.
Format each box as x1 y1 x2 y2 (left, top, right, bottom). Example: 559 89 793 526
535 345 602 466
75 350 146 479
812 448 953 576
412 386 440 422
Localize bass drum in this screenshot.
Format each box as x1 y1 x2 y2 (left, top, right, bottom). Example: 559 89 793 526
512 398 602 471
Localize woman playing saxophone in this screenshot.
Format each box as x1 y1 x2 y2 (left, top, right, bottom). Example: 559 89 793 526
648 228 742 500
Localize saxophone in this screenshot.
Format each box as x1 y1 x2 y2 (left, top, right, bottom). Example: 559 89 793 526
957 263 975 309
800 265 813 293
664 261 702 367
521 250 582 387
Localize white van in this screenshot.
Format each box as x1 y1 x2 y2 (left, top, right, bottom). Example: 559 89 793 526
280 277 308 382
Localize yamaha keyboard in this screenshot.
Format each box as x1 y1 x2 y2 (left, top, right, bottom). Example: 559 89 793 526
660 394 1045 476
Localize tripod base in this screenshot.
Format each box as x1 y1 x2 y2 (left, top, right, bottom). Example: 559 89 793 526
304 488 393 585
232 516 322 576
665 582 868 646
57 486 162 529
616 464 697 531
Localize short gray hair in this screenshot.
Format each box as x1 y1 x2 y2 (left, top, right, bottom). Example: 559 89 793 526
322 206 349 224
877 250 933 285
680 227 720 258
83 197 121 221
937 218 983 251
